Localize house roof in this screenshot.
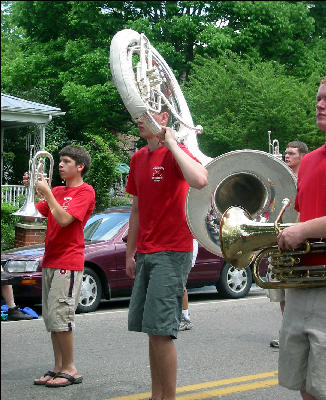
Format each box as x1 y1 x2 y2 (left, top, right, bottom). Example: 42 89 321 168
1 93 65 128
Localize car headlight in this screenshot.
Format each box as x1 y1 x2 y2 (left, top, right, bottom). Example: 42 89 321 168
4 261 39 273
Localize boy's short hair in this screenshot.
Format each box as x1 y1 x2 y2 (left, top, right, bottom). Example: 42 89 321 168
321 76 326 85
286 141 309 155
160 103 172 125
59 146 91 176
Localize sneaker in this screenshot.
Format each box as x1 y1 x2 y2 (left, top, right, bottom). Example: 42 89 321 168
179 315 192 331
270 339 279 348
7 307 33 321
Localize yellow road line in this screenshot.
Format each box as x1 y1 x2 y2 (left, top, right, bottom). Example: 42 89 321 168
176 370 278 392
176 379 278 399
105 370 278 400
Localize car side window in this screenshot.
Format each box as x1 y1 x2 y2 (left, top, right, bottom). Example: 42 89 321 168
84 212 130 241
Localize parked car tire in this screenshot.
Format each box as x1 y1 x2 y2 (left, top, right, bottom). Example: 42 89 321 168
76 267 102 313
216 263 252 299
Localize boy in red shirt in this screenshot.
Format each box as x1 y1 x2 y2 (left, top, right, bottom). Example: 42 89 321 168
27 146 95 387
125 111 208 400
277 78 326 400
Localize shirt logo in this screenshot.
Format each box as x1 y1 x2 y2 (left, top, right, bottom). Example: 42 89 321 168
62 197 72 210
152 166 164 182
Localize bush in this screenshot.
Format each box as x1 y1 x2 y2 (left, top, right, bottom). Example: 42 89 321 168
108 194 132 208
83 133 128 212
1 203 19 251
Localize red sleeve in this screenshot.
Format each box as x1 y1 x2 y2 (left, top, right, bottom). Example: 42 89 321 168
125 155 137 196
65 186 95 222
36 200 49 217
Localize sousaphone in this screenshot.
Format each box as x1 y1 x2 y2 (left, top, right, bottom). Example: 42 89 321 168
185 150 298 257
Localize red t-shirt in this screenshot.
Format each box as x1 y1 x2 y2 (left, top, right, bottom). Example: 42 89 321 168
36 182 95 270
126 144 197 253
295 144 326 265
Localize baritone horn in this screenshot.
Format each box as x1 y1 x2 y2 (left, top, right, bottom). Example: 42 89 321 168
267 130 282 161
12 145 54 222
219 199 326 289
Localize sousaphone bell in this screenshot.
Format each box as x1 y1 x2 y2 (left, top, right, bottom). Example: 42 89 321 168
185 149 298 257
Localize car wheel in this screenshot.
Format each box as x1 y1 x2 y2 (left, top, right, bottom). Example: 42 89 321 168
216 263 252 299
76 267 102 313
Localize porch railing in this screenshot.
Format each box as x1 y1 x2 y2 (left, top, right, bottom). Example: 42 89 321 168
1 185 26 207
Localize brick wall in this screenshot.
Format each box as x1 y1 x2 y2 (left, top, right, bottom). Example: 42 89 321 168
14 223 47 248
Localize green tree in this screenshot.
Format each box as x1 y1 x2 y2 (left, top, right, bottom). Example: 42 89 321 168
308 1 326 38
82 133 120 211
2 0 325 195
207 2 315 67
185 54 324 157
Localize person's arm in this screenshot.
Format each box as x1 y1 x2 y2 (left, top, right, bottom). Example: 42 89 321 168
158 127 208 189
37 176 75 227
125 196 139 279
277 216 326 250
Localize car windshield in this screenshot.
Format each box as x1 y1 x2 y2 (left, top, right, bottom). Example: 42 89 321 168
84 212 130 241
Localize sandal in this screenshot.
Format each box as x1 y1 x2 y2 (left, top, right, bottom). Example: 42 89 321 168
34 370 56 385
46 372 83 387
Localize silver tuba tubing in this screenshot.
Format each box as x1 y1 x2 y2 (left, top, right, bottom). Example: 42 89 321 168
109 29 212 166
12 148 54 222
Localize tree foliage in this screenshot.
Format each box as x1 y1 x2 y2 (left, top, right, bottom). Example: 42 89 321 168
1 1 325 209
185 54 324 157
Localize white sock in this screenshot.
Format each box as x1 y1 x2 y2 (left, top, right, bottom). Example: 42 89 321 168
7 303 16 309
182 309 189 319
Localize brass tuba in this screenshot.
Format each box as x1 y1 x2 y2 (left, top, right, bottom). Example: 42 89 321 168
219 199 326 288
12 145 54 222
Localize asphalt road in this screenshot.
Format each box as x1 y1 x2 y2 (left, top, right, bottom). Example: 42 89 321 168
1 286 299 400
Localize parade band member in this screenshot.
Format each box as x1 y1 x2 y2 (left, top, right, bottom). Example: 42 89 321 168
125 111 208 400
277 78 326 400
284 141 309 177
269 140 308 348
27 146 95 388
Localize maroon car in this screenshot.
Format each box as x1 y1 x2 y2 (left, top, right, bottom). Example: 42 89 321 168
1 206 253 313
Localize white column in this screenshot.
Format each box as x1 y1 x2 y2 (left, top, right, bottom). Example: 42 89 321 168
39 124 46 150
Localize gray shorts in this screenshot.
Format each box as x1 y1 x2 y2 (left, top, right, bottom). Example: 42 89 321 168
42 268 83 332
278 287 326 399
128 251 192 339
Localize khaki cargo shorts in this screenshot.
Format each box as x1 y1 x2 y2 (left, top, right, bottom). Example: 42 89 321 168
42 268 83 332
128 251 192 339
266 288 285 302
265 259 285 302
278 287 326 399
